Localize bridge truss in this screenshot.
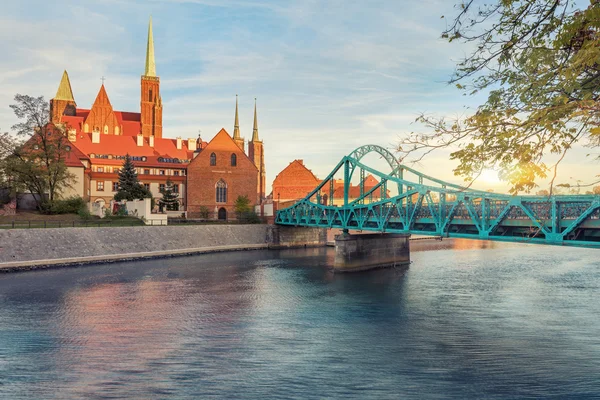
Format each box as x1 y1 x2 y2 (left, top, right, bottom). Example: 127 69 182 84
275 145 600 248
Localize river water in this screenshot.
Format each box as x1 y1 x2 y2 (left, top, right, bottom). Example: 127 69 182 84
0 239 599 399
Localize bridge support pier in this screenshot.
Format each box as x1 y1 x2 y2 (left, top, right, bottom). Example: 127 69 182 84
334 232 410 272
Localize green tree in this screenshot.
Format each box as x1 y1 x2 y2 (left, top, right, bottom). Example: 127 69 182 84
398 1 600 194
1 95 74 211
114 154 152 201
159 178 179 211
234 195 260 223
234 195 252 214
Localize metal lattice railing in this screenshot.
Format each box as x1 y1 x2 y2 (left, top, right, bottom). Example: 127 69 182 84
276 145 600 248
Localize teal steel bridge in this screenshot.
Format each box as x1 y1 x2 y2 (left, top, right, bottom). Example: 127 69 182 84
275 145 600 248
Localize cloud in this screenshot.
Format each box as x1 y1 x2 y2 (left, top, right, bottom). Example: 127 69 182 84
1 0 598 193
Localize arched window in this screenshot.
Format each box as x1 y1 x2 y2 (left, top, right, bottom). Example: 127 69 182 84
149 89 153 102
216 179 227 203
104 125 108 134
210 152 216 166
114 126 120 135
84 123 89 133
231 153 237 167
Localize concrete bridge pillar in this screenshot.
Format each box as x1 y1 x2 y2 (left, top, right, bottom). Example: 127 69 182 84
334 232 410 272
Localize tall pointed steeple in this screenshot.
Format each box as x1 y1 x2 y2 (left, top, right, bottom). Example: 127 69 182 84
232 94 245 151
248 97 265 202
252 98 260 142
141 16 162 138
144 16 156 77
233 94 241 139
54 70 75 101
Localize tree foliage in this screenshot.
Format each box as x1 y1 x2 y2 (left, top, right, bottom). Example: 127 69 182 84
159 178 179 211
398 0 600 194
234 195 260 223
1 95 75 210
234 195 252 214
114 154 153 201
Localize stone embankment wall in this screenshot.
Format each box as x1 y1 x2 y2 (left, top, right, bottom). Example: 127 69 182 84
334 233 410 272
267 225 327 248
0 224 328 271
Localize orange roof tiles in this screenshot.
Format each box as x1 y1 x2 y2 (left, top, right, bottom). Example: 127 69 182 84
69 132 196 167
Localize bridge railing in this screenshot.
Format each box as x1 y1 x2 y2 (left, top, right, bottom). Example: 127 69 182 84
276 144 600 248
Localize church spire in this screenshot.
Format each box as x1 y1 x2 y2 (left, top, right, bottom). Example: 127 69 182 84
144 16 156 77
54 70 75 101
252 98 260 142
233 94 241 139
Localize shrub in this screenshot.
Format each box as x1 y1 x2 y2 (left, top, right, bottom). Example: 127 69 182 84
198 206 209 219
44 196 86 214
238 210 261 224
77 205 92 220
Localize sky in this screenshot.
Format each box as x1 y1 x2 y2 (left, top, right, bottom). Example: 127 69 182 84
1 0 598 194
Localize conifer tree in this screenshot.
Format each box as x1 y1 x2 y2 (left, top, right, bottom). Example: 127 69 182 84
159 178 179 211
114 154 152 201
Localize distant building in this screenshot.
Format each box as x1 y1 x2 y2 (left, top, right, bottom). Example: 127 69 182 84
46 18 266 218
271 159 387 208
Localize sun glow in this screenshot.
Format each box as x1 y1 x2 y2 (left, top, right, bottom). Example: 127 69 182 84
480 169 501 184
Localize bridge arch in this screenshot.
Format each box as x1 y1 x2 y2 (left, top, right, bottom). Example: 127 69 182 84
348 145 400 176
347 144 404 194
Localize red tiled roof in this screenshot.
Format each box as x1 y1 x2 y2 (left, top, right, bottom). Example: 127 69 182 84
69 133 197 167
21 125 87 168
64 142 89 168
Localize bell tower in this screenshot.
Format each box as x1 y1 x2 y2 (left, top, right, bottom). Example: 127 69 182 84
248 99 266 203
50 70 76 124
232 95 245 151
140 16 163 138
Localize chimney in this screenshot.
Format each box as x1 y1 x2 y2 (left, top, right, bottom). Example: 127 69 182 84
137 134 144 147
149 135 155 147
188 138 197 151
176 137 182 150
92 130 100 144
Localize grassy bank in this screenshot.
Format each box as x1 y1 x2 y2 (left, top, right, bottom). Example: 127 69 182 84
0 211 144 229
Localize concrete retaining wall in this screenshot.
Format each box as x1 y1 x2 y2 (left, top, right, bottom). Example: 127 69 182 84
267 225 327 248
334 233 410 272
0 225 270 266
0 224 329 271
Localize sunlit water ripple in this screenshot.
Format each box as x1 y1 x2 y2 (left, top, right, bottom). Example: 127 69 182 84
0 240 599 399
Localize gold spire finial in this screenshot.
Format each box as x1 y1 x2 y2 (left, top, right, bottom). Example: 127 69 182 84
233 94 241 139
54 70 75 102
144 16 157 77
252 97 259 142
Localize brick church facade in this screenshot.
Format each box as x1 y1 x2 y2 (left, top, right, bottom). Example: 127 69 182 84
48 18 266 219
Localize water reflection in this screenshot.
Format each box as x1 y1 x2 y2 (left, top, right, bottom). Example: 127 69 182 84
0 241 599 399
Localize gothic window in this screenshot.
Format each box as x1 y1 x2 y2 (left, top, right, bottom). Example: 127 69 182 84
149 89 153 102
210 152 216 166
231 153 237 167
84 123 89 133
216 179 227 203
115 126 120 135
104 125 108 134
